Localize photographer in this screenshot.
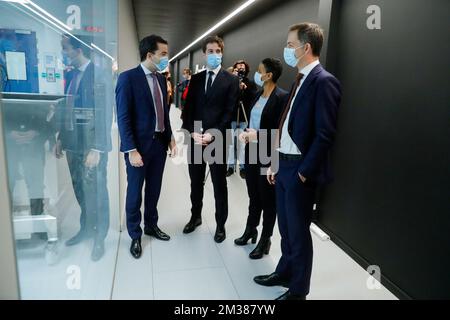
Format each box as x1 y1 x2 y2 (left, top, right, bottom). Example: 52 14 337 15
227 60 258 178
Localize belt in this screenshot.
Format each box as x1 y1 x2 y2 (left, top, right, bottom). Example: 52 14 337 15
279 152 302 161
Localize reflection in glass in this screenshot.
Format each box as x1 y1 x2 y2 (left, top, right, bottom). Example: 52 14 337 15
0 0 119 299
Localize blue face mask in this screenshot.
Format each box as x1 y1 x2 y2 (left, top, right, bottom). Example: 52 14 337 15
283 45 305 68
206 54 222 69
62 52 71 66
254 71 265 87
152 55 169 72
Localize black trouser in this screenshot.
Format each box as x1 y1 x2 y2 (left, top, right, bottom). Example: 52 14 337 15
66 151 110 241
187 140 228 227
244 161 277 238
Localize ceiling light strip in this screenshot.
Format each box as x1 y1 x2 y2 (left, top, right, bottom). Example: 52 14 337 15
169 0 258 62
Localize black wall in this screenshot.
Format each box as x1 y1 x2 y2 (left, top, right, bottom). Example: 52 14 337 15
319 0 450 299
173 0 450 299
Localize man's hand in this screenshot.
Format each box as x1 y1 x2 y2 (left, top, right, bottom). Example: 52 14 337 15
267 167 276 185
169 139 178 158
54 139 64 159
298 173 307 183
129 150 144 167
85 150 101 169
201 133 213 146
239 82 248 90
191 132 203 145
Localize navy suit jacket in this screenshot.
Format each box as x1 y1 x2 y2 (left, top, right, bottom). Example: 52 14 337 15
286 64 341 185
61 62 112 153
116 65 173 155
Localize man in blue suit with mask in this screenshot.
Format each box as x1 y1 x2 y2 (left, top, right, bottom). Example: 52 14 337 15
254 23 342 300
116 35 177 259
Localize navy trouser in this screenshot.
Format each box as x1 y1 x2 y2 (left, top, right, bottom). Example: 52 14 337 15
275 158 316 296
66 151 110 241
125 137 167 240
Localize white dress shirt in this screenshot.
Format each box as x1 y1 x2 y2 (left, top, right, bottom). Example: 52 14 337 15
278 59 321 155
141 63 165 132
204 65 221 92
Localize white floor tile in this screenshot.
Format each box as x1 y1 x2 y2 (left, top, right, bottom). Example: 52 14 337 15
112 232 153 300
151 233 224 273
153 267 239 300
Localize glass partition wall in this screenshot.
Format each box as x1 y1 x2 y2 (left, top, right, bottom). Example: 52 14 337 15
0 0 119 299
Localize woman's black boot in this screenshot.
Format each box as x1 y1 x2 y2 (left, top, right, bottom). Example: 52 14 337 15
234 227 258 246
249 237 271 259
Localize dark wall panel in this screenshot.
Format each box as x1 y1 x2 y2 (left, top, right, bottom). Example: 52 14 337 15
319 0 450 299
222 0 319 91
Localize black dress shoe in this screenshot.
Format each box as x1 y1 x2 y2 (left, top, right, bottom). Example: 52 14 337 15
183 217 202 234
249 237 271 259
130 238 142 259
275 291 306 300
214 226 226 243
234 227 258 246
254 272 289 288
226 168 235 177
91 239 105 261
65 230 87 246
145 226 171 241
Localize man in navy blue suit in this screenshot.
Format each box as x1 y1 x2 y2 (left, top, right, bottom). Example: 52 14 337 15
254 23 342 300
58 35 112 262
116 35 177 259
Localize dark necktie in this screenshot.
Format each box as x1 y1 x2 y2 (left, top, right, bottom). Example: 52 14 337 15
206 71 214 94
277 73 304 143
149 73 165 132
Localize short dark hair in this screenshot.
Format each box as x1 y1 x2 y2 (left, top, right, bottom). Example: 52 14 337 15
139 34 168 62
202 35 224 53
64 34 92 58
233 60 250 77
261 58 283 83
289 23 324 57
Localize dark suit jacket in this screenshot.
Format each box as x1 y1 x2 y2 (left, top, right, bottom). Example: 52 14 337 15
252 86 289 134
60 62 112 153
286 64 342 185
116 65 173 155
181 68 239 133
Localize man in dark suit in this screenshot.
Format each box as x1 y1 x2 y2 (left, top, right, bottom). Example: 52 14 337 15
57 35 112 261
181 35 239 243
254 23 342 300
116 35 177 259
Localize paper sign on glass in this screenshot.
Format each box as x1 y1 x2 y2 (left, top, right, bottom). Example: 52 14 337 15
5 51 27 81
